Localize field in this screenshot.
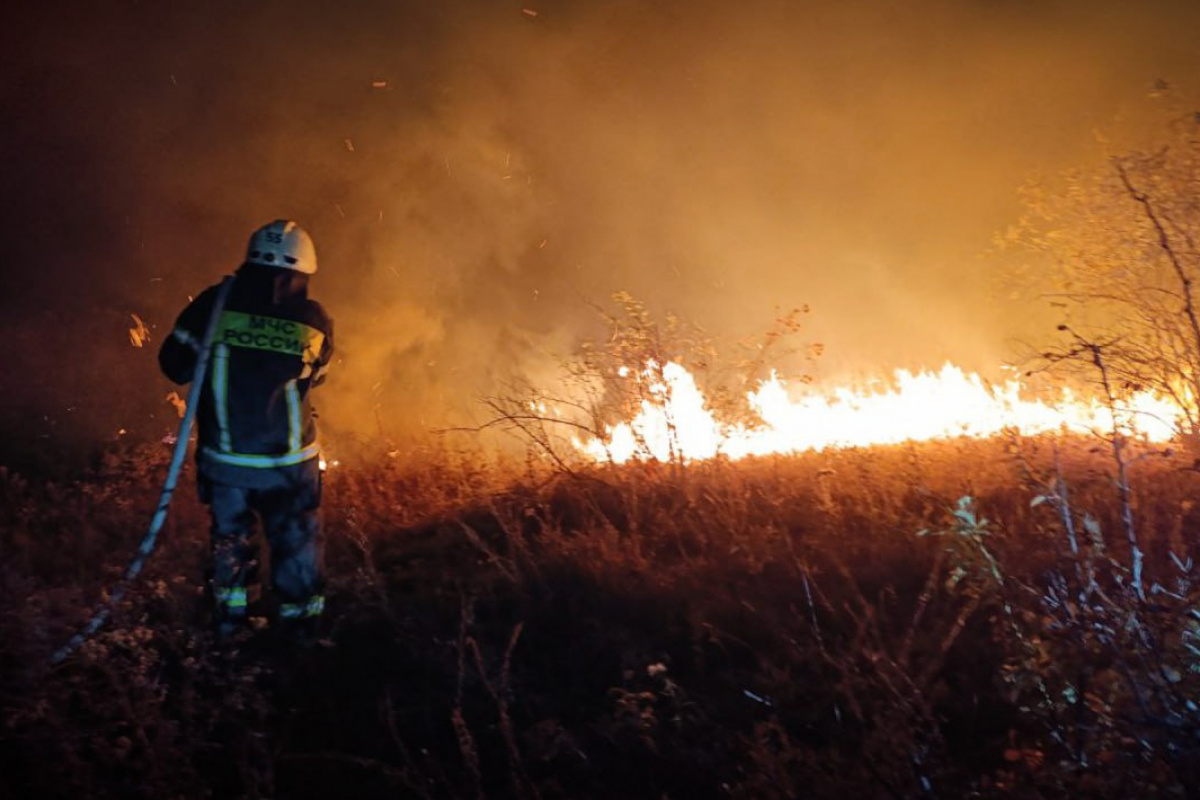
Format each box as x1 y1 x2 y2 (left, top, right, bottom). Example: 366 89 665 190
2 434 1199 799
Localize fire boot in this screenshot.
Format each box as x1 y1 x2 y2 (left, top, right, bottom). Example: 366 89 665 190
274 594 326 647
212 586 251 641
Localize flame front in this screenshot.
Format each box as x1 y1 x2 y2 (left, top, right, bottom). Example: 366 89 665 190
577 362 1181 463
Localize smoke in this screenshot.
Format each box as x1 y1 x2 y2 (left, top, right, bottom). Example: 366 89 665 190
1 0 1199 461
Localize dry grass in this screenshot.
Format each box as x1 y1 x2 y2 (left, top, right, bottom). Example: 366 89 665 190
2 434 1199 799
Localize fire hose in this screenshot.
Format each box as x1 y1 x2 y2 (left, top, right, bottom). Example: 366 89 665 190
51 275 236 665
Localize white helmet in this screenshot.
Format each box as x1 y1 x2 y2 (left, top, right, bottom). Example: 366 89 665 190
245 220 317 274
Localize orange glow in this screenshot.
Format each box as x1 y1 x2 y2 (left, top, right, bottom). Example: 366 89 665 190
577 362 1182 463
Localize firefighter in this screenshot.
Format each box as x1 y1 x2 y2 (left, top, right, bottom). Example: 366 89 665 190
159 220 334 641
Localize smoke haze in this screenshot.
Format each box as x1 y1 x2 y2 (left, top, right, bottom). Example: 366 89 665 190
2 0 1199 465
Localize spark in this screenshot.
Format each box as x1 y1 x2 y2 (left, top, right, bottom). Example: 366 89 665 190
165 391 187 419
128 313 151 348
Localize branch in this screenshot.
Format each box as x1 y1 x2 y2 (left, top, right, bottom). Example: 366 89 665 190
1115 159 1200 379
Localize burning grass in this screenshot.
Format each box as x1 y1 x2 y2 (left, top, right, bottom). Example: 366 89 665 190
2 435 1199 798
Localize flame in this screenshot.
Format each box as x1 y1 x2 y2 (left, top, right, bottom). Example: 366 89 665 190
128 313 151 348
577 361 1182 463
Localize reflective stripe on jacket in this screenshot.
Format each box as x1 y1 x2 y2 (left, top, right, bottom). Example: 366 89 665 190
158 269 334 474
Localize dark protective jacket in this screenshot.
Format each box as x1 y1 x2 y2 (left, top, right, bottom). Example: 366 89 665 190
159 266 334 487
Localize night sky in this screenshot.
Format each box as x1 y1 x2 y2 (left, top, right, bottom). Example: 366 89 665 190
2 0 1199 469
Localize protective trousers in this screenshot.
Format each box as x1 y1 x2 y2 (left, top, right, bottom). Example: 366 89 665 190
203 468 324 631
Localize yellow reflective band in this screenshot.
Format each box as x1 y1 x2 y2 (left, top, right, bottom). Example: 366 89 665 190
280 595 325 619
216 311 325 363
286 379 302 452
211 343 233 451
201 443 321 469
215 587 248 609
